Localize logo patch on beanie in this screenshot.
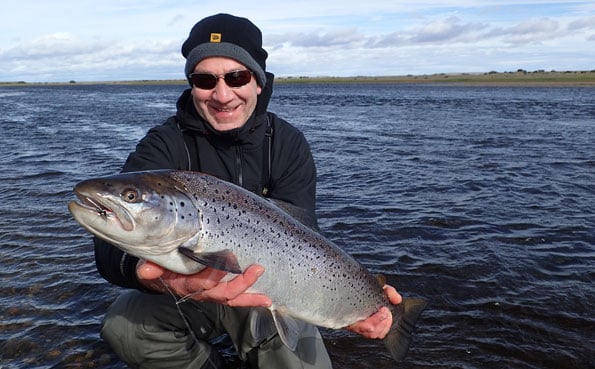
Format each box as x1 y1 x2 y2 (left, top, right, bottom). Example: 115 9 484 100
210 33 222 43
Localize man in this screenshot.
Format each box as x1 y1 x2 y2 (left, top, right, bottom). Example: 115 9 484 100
95 13 400 369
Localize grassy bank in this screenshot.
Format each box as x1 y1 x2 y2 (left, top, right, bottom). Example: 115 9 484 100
275 70 595 86
2 70 595 87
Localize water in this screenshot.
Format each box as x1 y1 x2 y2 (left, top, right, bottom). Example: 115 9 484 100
0 83 593 368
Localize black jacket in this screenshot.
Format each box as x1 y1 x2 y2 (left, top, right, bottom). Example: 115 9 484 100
94 74 317 289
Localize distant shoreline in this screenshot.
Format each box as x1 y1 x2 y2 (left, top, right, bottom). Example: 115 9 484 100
2 70 595 87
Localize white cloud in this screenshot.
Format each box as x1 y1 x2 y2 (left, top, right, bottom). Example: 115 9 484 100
486 18 560 44
567 15 595 30
408 17 488 43
0 0 594 81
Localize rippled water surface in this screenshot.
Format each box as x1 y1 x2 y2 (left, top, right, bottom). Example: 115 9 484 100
1 83 593 368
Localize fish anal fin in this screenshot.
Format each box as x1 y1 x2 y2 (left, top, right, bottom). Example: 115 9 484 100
384 297 427 362
178 247 242 274
249 309 277 344
271 309 301 351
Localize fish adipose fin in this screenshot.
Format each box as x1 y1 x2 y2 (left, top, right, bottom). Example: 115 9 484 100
384 297 427 362
271 309 301 351
178 247 242 274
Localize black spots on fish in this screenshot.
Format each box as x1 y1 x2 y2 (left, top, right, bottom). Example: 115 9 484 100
269 227 283 240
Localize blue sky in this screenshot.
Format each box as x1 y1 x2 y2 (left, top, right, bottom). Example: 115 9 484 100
1 0 593 82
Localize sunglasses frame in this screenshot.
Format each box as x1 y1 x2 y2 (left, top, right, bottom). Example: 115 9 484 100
188 69 254 90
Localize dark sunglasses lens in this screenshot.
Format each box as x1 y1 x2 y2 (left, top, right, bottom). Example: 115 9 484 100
191 74 217 89
224 70 252 87
190 70 252 89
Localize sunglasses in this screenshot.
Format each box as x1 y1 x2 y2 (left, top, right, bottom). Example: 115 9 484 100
188 70 254 90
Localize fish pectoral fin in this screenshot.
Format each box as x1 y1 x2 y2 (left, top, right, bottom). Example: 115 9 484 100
178 247 242 274
271 309 301 351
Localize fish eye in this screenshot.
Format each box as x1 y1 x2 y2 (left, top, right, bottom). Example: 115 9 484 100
121 189 140 203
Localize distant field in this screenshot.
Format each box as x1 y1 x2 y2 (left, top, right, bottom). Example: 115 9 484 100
275 70 595 86
2 70 595 87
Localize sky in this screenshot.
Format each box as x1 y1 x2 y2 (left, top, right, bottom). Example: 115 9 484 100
0 0 594 82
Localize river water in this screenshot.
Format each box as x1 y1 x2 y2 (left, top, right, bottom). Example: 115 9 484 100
0 82 593 368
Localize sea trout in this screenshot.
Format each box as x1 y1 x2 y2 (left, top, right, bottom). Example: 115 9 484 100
68 170 426 362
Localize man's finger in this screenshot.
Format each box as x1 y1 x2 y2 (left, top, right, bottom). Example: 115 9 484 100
212 264 265 298
383 285 402 305
137 260 165 280
227 293 272 307
190 267 228 290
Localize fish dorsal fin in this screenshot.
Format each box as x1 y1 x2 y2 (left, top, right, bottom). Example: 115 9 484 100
271 309 301 351
178 247 242 274
375 273 387 287
269 199 319 232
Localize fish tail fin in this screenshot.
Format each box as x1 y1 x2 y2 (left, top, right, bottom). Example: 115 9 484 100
383 297 427 362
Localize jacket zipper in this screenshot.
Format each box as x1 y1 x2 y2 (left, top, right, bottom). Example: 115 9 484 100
236 145 243 187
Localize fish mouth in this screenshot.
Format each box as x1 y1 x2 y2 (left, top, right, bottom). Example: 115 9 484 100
68 193 134 232
75 194 112 217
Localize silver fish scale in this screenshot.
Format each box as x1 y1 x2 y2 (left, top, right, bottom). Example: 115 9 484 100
170 171 389 328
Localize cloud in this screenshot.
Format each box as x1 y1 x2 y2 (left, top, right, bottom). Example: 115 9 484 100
0 33 99 60
0 32 182 81
409 16 488 43
267 27 363 48
485 18 560 44
1 1 594 81
567 15 595 31
269 15 568 52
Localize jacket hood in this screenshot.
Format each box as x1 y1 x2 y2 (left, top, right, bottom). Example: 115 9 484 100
175 71 274 144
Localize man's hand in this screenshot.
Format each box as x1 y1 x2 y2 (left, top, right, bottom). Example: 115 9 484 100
137 260 272 308
346 285 402 339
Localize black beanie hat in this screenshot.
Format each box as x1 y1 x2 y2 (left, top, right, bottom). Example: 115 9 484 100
182 13 268 87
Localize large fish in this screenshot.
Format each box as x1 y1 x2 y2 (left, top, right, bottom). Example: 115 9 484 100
68 170 426 362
